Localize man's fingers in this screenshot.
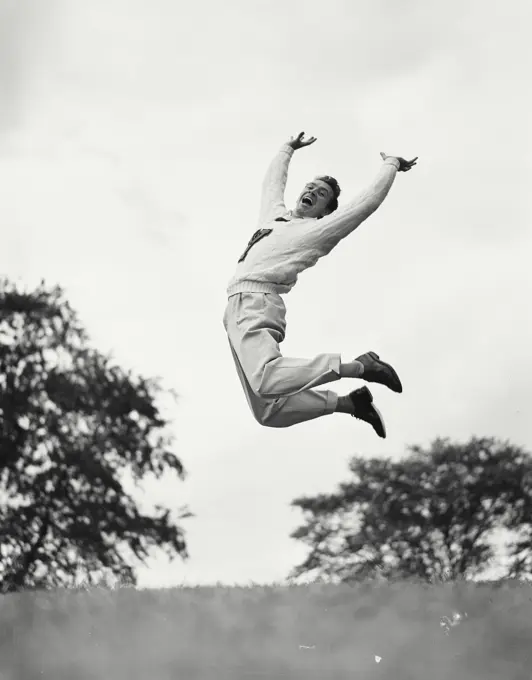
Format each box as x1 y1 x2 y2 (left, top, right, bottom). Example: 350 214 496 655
379 153 418 170
401 157 418 171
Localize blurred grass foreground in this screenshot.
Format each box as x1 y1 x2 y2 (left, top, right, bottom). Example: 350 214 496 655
1 579 531 679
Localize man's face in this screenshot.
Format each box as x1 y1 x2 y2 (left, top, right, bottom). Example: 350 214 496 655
294 179 334 219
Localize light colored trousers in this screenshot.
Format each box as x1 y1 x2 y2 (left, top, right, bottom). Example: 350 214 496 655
223 292 341 428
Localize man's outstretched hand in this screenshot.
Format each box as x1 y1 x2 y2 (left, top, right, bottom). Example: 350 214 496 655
380 152 418 172
288 131 317 150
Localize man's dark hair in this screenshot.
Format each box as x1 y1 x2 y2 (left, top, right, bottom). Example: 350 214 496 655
316 175 341 214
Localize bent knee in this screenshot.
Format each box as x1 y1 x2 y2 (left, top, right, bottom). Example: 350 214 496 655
253 403 290 429
256 415 290 429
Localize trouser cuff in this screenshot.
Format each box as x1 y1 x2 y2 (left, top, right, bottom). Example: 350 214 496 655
325 390 338 415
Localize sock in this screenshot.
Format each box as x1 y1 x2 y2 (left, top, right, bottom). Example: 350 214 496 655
335 395 355 415
339 360 364 379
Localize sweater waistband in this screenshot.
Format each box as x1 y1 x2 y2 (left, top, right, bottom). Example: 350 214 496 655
226 280 287 298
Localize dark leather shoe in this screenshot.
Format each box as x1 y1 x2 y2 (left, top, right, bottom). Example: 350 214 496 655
356 351 402 393
349 386 386 438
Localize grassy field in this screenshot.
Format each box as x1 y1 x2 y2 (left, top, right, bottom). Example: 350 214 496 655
1 579 531 679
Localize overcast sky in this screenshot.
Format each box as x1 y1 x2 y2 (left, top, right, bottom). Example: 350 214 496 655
0 0 530 587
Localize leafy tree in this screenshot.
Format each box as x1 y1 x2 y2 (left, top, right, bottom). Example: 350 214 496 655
0 278 190 592
290 437 532 583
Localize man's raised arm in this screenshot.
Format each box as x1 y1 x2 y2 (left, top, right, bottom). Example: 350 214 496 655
258 132 317 224
306 152 418 253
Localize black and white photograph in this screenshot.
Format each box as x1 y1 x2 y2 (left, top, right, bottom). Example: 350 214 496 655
0 0 531 677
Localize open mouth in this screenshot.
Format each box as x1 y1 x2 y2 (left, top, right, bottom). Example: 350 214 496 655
301 195 314 208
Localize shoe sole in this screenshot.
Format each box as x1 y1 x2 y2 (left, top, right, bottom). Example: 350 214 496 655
372 403 387 438
367 352 403 393
352 386 387 439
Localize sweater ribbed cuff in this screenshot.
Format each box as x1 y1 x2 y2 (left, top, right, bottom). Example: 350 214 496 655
281 144 295 156
384 157 401 170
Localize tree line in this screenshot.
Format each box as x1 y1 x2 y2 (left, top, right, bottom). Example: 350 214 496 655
1 278 530 591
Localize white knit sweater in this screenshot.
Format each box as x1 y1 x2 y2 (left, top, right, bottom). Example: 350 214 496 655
226 144 400 297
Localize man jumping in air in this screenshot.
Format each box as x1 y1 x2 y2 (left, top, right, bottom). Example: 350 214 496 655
223 132 417 438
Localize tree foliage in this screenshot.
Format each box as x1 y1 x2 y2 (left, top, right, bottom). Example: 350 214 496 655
0 279 190 592
290 437 532 583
